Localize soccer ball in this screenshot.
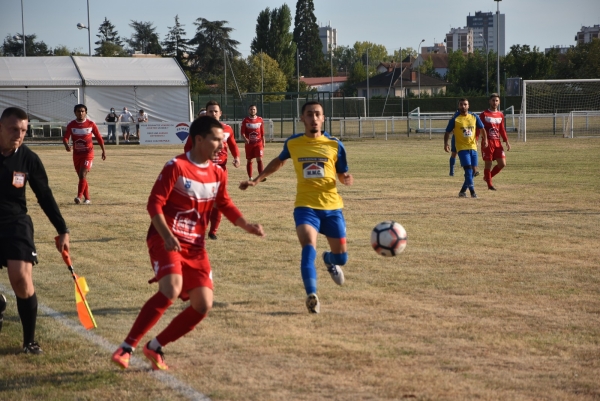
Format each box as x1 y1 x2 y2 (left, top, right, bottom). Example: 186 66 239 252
371 221 407 257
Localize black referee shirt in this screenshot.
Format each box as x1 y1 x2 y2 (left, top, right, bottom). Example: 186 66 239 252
0 144 68 233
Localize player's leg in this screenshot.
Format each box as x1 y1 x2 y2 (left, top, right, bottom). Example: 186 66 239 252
491 147 506 181
75 162 89 204
322 210 347 286
7 260 42 353
449 137 457 176
246 158 253 180
208 165 227 239
257 154 264 176
458 150 476 197
294 208 321 313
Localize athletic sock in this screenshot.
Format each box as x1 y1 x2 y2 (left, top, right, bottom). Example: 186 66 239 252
300 245 317 295
77 178 86 198
16 293 38 346
491 165 503 177
209 208 222 235
155 306 206 347
125 292 173 348
257 160 264 174
148 337 162 351
484 168 492 186
83 179 90 201
246 161 253 179
463 167 474 191
449 156 455 175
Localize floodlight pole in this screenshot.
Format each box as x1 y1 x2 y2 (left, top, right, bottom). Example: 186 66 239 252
495 0 501 94
480 34 489 96
86 0 91 56
418 39 425 99
20 0 26 56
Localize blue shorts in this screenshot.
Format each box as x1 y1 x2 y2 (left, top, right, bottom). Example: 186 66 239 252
458 149 478 168
293 207 347 239
451 136 456 153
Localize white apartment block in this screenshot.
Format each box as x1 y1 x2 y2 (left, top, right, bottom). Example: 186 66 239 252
576 25 600 44
467 11 505 56
445 27 474 54
319 23 337 54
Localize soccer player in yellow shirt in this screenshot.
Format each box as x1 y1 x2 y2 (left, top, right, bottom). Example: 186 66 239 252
239 101 353 313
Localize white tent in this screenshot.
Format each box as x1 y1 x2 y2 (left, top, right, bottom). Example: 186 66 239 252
0 56 191 124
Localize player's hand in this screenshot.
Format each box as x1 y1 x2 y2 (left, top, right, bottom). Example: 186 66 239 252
239 180 257 190
163 234 181 252
505 142 511 151
444 144 450 153
65 145 72 152
101 151 106 161
245 223 265 237
340 173 353 186
55 233 70 252
483 139 489 148
233 158 240 168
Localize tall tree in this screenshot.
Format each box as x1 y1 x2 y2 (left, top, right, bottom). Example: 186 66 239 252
554 40 600 79
95 17 122 55
293 0 327 77
188 18 240 81
251 5 296 78
162 15 191 66
503 44 553 81
1 34 51 56
127 20 162 54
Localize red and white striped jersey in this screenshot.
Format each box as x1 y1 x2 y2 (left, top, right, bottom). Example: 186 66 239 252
183 122 240 166
63 118 104 156
146 153 242 246
479 109 508 145
241 116 264 145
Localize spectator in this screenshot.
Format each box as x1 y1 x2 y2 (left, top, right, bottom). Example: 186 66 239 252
136 109 148 138
104 107 119 144
119 107 134 143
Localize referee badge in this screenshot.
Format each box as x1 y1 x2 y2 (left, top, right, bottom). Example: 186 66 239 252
12 171 26 188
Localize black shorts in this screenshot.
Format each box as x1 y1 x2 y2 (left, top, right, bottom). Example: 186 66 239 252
0 215 38 268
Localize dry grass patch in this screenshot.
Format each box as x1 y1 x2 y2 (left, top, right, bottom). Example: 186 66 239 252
0 136 599 400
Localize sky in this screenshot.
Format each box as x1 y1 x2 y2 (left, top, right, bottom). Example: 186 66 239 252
1 0 599 57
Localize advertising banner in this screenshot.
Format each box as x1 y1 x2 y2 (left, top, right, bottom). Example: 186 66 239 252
139 122 191 145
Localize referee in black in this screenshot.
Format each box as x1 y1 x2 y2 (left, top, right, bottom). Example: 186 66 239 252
0 107 70 354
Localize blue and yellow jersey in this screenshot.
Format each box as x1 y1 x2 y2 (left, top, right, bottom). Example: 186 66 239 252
446 112 484 152
278 132 349 210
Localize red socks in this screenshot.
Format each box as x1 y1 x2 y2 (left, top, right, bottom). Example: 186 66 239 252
77 178 87 199
257 159 264 175
484 169 492 186
156 306 206 347
209 207 222 235
125 292 173 347
246 161 253 178
491 165 503 177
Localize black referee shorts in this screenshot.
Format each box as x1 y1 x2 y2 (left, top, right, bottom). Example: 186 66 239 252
0 216 38 268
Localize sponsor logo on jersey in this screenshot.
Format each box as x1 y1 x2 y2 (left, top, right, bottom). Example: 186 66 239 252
485 116 503 124
302 162 325 179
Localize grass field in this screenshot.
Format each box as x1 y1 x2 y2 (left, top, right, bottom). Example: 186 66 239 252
1 135 599 401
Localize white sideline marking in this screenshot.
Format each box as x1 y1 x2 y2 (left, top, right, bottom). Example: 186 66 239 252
0 285 210 401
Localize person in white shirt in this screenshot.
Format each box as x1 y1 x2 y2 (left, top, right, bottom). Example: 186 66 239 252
136 109 148 138
119 107 134 143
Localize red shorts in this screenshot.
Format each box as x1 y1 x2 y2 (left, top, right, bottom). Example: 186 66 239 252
147 234 213 300
73 156 93 172
482 143 505 161
245 144 264 160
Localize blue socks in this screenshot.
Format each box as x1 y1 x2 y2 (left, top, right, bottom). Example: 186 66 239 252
449 156 456 175
300 245 317 295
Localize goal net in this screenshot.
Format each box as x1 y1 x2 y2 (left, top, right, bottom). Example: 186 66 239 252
0 88 80 123
520 79 600 141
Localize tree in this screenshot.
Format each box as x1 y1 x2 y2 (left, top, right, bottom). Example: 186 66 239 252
503 44 553 81
2 34 51 56
237 54 288 101
96 41 128 57
353 41 388 66
553 40 600 79
95 17 122 55
293 0 327 77
162 15 191 66
251 5 296 78
188 18 241 82
127 21 162 54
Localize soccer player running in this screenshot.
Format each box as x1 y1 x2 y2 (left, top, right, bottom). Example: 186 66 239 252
184 100 240 240
112 116 264 371
63 104 106 204
444 98 487 198
0 107 70 354
240 101 353 314
479 93 511 190
241 104 265 181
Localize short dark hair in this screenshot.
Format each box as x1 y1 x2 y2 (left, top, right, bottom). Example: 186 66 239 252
74 104 87 112
1 107 28 121
489 93 500 99
301 101 323 114
139 109 144 113
458 98 469 104
205 100 221 111
249 104 257 109
189 116 223 142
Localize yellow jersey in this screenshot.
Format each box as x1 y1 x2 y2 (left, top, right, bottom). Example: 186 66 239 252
278 133 349 210
446 112 484 152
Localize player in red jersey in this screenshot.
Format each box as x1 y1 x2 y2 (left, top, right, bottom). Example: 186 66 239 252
479 93 511 190
241 104 265 180
63 104 106 204
184 100 240 240
111 116 264 371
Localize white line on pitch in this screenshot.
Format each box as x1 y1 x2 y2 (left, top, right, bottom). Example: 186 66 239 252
0 284 210 401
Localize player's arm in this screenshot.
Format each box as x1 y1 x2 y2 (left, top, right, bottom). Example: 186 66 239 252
234 216 265 237
260 118 265 147
92 123 106 160
500 115 510 151
444 118 455 153
335 141 353 186
151 214 181 252
475 115 487 148
147 161 181 252
63 125 72 152
226 130 241 167
337 172 353 186
239 156 285 190
216 173 265 237
240 119 249 144
443 132 451 153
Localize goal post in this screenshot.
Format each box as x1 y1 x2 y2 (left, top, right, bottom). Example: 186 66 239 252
520 79 600 141
0 88 80 123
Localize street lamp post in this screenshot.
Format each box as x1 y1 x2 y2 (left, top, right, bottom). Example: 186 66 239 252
76 0 91 56
494 0 501 94
480 34 489 96
20 0 26 56
417 39 425 99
